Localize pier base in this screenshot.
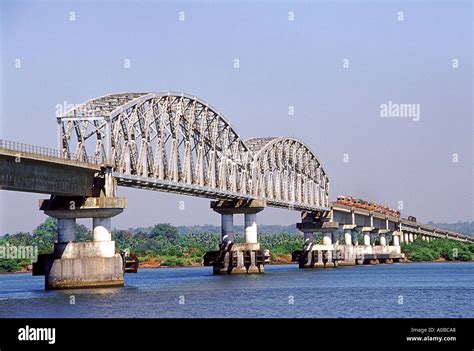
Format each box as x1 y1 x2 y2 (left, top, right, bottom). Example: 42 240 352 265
41 246 124 289
211 243 267 275
33 196 126 289
205 200 269 275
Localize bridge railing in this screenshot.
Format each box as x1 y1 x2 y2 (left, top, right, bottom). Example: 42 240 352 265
0 139 100 165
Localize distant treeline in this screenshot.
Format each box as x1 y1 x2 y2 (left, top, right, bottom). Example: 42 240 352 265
426 221 474 236
127 224 300 236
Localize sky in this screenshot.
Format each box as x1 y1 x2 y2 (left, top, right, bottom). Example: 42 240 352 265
0 0 472 234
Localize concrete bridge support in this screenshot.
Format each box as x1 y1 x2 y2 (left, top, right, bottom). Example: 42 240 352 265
338 225 357 266
221 213 234 244
323 232 333 245
294 218 341 269
33 196 126 289
362 227 373 247
58 218 76 242
379 232 387 246
344 229 352 246
393 233 400 247
204 200 268 275
293 217 406 269
244 213 258 244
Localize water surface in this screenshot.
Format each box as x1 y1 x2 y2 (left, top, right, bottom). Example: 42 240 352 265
0 262 472 318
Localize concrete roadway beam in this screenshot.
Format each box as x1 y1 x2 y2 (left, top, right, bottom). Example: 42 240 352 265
0 153 99 196
296 221 339 232
40 197 126 219
211 199 266 214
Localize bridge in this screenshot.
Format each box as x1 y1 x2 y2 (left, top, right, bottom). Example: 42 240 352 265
0 92 471 289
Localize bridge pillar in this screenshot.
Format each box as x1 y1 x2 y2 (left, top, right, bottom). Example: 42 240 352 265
338 225 357 267
93 217 112 242
369 229 401 264
408 233 414 243
322 232 332 245
356 227 375 264
370 232 376 246
404 233 409 243
244 213 258 244
58 218 77 242
33 196 126 289
362 227 373 246
379 233 387 246
294 220 340 268
352 229 358 246
393 233 400 246
221 213 234 244
344 229 352 245
204 200 268 275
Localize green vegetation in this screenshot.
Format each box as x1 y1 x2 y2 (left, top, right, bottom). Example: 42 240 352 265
0 219 304 271
0 218 91 273
113 226 303 265
1 218 473 273
402 238 474 262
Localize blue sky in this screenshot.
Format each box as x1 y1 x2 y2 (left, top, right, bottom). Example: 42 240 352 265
0 0 472 234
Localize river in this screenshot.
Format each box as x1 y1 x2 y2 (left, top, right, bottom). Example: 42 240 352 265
0 262 472 318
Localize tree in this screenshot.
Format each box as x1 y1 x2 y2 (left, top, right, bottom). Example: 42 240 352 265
76 224 92 242
32 217 57 254
150 224 179 243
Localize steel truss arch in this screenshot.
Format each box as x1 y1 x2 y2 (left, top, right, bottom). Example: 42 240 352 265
246 137 329 209
58 92 330 212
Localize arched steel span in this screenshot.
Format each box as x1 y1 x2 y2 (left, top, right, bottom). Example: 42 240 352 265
59 92 330 212
247 137 329 209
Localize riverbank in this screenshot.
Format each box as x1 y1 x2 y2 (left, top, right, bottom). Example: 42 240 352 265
138 253 293 268
1 256 473 274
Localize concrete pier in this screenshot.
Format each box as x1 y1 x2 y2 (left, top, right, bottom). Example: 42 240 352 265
33 196 126 289
244 213 258 244
338 225 358 266
379 233 386 246
204 200 268 274
322 232 332 245
362 227 373 246
93 217 112 242
58 218 76 242
293 217 404 268
344 229 352 246
393 233 400 247
221 213 234 244
295 218 341 268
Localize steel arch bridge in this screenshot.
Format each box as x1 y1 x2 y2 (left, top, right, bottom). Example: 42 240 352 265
59 92 329 212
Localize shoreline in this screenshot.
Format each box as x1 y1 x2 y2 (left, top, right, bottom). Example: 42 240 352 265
1 258 472 275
